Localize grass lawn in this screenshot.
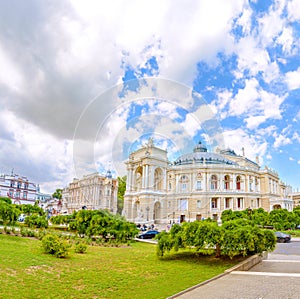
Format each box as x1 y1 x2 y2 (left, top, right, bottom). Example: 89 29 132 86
0 234 244 299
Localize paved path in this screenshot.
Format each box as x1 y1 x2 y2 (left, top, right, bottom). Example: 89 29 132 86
169 238 300 299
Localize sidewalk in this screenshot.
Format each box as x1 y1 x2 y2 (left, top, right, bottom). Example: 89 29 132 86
168 238 300 299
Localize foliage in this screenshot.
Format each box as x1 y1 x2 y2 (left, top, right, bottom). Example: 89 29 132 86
117 176 126 214
24 214 48 228
50 214 75 225
0 200 20 225
20 227 36 237
0 196 12 204
74 240 88 253
52 188 62 199
62 209 139 243
41 233 70 258
157 218 276 259
15 204 45 216
221 208 298 230
268 209 298 230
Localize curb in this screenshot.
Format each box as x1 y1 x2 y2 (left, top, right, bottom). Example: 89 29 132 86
166 252 267 299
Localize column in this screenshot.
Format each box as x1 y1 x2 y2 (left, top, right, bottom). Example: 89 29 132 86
142 165 146 189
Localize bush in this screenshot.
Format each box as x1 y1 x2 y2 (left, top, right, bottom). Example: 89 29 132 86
74 241 87 254
25 214 48 228
20 227 36 237
41 234 70 258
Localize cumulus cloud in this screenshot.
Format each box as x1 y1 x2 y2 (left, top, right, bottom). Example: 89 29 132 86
0 0 299 191
285 67 300 90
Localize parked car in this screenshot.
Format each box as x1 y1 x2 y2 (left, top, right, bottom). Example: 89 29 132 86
17 214 26 222
274 231 291 243
137 230 159 239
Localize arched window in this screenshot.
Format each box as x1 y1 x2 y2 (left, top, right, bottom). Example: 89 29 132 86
236 176 241 190
224 175 230 190
210 175 218 190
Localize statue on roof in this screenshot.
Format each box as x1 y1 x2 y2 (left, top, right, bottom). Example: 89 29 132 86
146 137 154 148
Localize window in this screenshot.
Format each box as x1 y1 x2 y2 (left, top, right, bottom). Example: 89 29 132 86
196 214 202 221
17 182 21 189
236 176 241 190
196 180 202 190
168 183 172 190
197 200 201 209
237 198 243 209
249 176 253 191
8 190 13 197
211 198 218 209
24 183 28 190
23 192 27 199
16 191 20 199
210 175 218 190
178 199 187 211
225 198 231 209
256 198 260 207
224 175 230 190
10 181 15 187
182 183 187 191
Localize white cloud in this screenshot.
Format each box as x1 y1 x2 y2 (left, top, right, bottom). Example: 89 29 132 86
273 133 292 149
287 0 300 22
228 78 285 129
0 110 74 193
222 128 268 164
285 67 300 90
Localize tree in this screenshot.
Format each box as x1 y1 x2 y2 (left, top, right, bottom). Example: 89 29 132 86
52 189 62 199
117 176 126 215
0 201 19 225
0 197 12 205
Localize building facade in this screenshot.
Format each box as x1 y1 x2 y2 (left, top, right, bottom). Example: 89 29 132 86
123 139 293 225
62 171 118 214
0 173 37 205
291 192 300 208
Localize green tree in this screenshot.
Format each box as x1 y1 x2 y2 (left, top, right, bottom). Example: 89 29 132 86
0 197 12 204
0 201 19 225
16 204 45 216
52 189 62 199
117 176 126 215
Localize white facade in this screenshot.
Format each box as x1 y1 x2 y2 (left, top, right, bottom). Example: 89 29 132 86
0 173 37 205
62 171 118 214
124 140 293 225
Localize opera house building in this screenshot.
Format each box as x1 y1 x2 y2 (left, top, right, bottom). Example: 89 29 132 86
123 139 293 225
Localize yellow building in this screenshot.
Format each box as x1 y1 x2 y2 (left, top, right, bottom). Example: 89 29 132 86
123 139 293 225
62 171 118 214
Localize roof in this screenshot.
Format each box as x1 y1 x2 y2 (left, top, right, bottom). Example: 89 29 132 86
174 142 238 166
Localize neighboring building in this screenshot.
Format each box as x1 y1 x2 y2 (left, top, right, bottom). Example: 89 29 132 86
291 192 300 208
62 171 118 214
123 139 293 225
0 172 37 205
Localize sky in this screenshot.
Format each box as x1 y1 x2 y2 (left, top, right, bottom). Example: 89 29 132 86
0 0 300 194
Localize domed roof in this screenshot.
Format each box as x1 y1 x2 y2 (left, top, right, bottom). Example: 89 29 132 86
193 141 208 153
174 142 237 166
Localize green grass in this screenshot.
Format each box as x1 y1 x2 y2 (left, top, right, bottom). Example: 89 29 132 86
0 235 244 299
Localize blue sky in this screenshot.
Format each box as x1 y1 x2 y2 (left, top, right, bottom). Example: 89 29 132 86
0 0 299 193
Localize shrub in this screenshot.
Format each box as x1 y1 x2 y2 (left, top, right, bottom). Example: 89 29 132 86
41 234 70 258
74 241 87 254
25 214 48 228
